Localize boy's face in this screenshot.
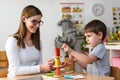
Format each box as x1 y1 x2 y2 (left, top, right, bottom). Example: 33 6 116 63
85 32 102 47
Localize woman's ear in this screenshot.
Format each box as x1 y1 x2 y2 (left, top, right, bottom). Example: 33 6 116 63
22 16 26 22
98 31 103 39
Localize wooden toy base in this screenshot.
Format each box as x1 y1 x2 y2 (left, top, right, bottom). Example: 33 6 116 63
54 74 64 78
65 71 74 74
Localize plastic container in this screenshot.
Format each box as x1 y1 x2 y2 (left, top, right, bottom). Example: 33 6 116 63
111 57 120 68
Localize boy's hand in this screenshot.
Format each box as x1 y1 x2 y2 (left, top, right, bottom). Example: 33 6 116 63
62 43 69 53
60 61 71 68
69 54 77 62
62 43 72 54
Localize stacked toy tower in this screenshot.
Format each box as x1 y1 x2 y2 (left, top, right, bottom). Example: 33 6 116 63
54 48 63 77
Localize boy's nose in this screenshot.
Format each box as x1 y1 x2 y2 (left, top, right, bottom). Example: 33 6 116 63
86 38 87 41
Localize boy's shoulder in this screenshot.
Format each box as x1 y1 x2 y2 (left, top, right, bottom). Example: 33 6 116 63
93 43 106 51
95 43 105 47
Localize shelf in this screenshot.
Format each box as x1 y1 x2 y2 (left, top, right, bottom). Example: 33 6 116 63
105 45 120 50
85 44 120 50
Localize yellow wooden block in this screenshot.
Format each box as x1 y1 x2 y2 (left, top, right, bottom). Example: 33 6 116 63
55 58 60 67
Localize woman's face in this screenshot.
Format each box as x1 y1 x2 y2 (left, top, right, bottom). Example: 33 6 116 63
24 15 43 34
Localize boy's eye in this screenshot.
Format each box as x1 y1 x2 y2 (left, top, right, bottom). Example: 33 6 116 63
88 35 91 37
86 35 92 37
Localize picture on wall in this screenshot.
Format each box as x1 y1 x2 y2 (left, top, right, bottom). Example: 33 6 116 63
60 3 84 30
112 7 120 33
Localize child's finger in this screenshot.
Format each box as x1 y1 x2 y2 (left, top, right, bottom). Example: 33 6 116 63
60 61 71 68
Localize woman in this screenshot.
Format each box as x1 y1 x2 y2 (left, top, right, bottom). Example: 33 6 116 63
5 5 55 77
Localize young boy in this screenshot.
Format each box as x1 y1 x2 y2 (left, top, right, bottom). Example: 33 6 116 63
62 20 110 76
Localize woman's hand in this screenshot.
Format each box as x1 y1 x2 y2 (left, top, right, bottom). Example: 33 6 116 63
48 59 55 71
40 59 55 72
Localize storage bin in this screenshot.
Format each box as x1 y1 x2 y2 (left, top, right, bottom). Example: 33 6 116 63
111 57 120 68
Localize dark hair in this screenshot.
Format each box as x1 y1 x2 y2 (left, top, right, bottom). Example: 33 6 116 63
13 5 42 50
84 20 107 41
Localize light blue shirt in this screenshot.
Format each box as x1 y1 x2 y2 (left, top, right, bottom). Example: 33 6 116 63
87 43 110 76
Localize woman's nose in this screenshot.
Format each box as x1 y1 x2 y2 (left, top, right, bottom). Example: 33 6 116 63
36 23 40 27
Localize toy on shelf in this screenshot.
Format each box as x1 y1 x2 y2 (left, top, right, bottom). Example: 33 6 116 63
104 30 120 45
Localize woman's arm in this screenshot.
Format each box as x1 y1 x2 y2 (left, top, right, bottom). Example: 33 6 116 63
6 37 40 76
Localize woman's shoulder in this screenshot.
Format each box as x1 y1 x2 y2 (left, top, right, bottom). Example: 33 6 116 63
7 36 17 41
6 36 19 49
6 36 18 45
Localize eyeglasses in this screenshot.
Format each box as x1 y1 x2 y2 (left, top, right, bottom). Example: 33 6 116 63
31 20 44 26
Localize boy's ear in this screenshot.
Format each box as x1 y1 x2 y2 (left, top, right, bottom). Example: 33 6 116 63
98 31 103 39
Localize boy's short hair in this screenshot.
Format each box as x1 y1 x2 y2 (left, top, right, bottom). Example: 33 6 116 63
84 20 107 41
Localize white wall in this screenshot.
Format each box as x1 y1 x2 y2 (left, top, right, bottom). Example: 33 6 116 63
0 0 120 63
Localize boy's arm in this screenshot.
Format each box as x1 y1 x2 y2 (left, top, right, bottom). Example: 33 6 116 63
70 50 98 65
68 54 87 69
62 43 98 69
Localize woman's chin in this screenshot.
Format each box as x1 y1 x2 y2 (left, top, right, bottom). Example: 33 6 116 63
31 30 36 33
